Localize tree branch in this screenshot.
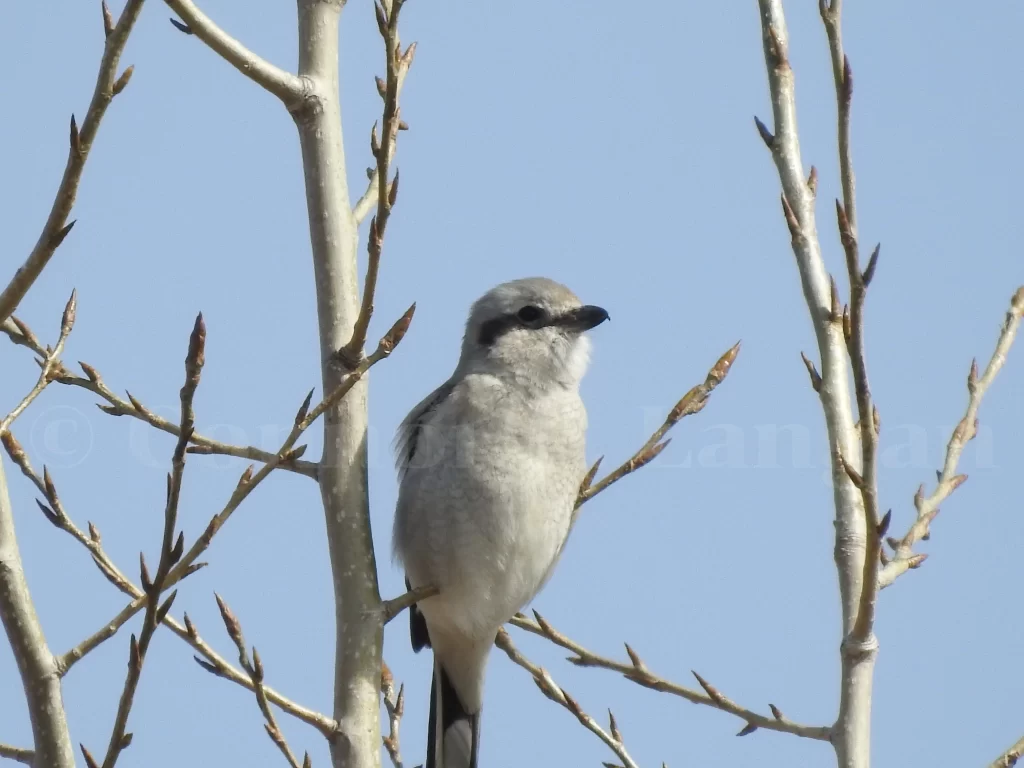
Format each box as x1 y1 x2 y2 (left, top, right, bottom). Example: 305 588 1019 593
0 462 75 767
4 426 335 741
989 734 1024 768
380 663 405 768
208 595 311 768
819 0 856 235
338 0 415 365
351 0 414 228
2 316 319 478
0 1 143 325
382 584 438 624
62 308 413 699
880 287 1024 588
0 744 33 765
184 611 336 738
287 2 416 764
163 0 306 107
495 628 642 768
509 612 832 743
87 315 205 768
0 291 76 436
575 341 741 514
755 2 872 765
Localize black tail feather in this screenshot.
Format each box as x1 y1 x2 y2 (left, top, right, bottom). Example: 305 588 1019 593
426 661 480 768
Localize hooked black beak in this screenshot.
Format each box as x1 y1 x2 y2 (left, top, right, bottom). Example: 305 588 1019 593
558 304 610 332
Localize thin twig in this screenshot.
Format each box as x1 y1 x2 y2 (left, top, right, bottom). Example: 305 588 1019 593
0 291 77 436
819 0 856 235
495 629 642 768
2 318 319 478
989 734 1024 768
575 341 740 514
509 612 831 743
210 595 310 768
380 662 405 768
92 314 205 768
163 0 306 107
0 1 144 325
338 0 415 366
880 287 1024 588
0 744 33 765
183 612 336 737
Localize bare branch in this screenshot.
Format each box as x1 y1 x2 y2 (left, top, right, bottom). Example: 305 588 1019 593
0 744 33 765
90 314 205 768
210 595 308 768
2 315 318 477
756 2 874 765
1 291 77 436
380 663 405 768
495 629 642 768
339 0 416 365
163 0 305 106
575 341 740 512
184 611 336 737
819 0 856 234
510 612 831 743
4 442 336 737
989 734 1024 768
68 306 414 672
881 287 1024 588
0 2 144 325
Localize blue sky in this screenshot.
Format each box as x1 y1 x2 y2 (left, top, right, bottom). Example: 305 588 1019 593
2 1 1022 766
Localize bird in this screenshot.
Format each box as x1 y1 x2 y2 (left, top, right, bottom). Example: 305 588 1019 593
392 277 609 768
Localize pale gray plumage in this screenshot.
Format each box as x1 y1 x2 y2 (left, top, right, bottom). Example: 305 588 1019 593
392 277 608 768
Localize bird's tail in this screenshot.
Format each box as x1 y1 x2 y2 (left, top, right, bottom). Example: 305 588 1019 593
426 659 480 768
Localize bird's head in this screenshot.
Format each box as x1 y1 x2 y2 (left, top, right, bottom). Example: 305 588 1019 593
458 277 609 388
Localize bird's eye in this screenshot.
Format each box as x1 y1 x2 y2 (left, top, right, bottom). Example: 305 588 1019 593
517 305 544 323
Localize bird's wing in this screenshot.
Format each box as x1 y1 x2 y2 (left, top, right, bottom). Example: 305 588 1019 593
394 378 457 479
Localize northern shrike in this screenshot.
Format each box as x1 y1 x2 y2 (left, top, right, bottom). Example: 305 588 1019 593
392 277 608 768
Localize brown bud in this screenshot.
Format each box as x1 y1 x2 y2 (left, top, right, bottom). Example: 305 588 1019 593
112 65 134 96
